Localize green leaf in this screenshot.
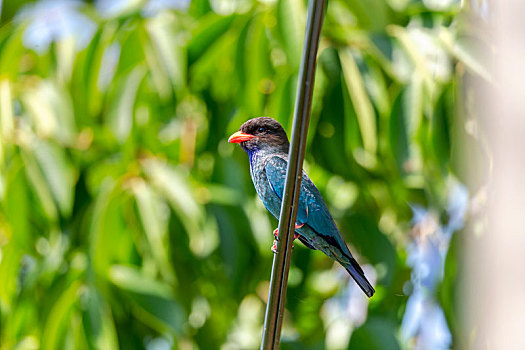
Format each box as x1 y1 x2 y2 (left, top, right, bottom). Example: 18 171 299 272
55 37 76 84
70 24 118 120
42 281 82 350
439 28 491 82
82 287 119 350
132 179 176 284
141 158 203 229
20 148 58 221
348 317 401 350
189 0 212 18
146 12 187 93
20 80 77 145
88 180 118 276
3 157 31 248
30 139 76 217
0 244 23 315
107 65 147 143
240 14 273 115
0 27 25 79
431 86 452 170
386 77 424 180
0 79 15 142
389 89 410 175
187 13 236 65
276 0 305 69
109 265 185 334
340 49 377 157
343 0 391 31
141 159 218 257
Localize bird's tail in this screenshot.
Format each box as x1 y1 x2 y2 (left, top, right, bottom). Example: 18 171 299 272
344 257 375 298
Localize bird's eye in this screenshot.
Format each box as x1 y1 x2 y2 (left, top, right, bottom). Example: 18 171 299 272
257 127 266 133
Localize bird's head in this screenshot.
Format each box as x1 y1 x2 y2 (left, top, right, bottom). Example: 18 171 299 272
228 117 290 154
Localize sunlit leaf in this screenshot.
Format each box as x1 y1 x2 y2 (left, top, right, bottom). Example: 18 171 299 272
343 0 391 31
276 0 305 69
187 13 236 64
0 79 15 141
82 24 119 118
2 157 31 248
0 27 25 79
20 148 59 221
146 12 186 92
387 24 450 98
107 65 147 143
132 178 176 284
31 139 76 217
389 89 410 175
340 49 377 157
241 14 273 115
439 28 491 82
141 158 203 229
0 244 22 314
20 80 77 144
55 38 76 84
88 180 118 276
42 281 82 350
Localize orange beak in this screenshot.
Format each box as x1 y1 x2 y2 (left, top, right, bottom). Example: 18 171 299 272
228 131 255 143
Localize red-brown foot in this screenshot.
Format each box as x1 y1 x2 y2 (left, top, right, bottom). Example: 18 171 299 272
273 223 304 239
272 225 303 251
271 240 278 253
271 239 295 252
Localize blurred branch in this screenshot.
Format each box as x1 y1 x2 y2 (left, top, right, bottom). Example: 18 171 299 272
260 0 327 348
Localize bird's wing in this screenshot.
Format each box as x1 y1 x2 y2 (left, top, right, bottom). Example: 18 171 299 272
264 156 348 250
265 156 373 297
264 155 307 224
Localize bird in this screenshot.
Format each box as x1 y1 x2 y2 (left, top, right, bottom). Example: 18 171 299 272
228 117 375 297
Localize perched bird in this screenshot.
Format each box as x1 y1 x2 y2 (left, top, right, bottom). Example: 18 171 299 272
228 117 375 297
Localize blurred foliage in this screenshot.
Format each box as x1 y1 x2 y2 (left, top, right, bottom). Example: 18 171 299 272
0 0 488 349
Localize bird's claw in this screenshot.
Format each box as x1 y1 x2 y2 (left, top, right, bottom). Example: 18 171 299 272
272 227 301 252
273 224 303 240
271 240 297 253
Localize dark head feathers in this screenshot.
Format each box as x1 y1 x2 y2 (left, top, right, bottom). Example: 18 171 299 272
237 117 290 154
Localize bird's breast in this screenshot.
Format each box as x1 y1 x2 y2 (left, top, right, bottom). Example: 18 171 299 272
249 155 282 219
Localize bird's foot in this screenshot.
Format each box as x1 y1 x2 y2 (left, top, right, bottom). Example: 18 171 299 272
271 239 295 253
272 224 303 252
273 223 304 239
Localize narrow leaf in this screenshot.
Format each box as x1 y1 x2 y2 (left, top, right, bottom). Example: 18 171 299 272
108 65 146 143
340 49 377 155
109 265 185 334
132 179 176 285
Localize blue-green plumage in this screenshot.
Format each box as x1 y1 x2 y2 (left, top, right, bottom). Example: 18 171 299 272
229 117 375 297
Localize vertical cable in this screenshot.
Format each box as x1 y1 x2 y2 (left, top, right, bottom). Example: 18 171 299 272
260 0 327 348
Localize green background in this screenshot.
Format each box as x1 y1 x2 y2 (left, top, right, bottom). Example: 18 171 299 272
0 0 489 348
